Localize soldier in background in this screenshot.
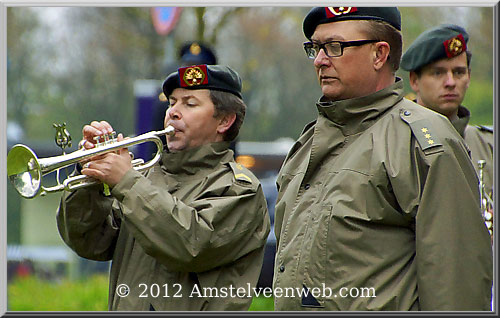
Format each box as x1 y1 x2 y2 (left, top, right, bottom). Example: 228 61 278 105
152 41 218 137
401 24 494 232
157 41 218 110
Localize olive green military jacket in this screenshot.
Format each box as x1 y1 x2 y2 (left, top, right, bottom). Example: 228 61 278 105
451 106 494 197
57 142 270 311
273 79 492 311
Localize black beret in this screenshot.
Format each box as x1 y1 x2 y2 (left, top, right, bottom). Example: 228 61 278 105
303 7 401 39
162 64 242 99
178 41 217 65
401 24 469 71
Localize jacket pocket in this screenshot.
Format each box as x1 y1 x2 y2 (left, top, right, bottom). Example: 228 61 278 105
301 204 333 307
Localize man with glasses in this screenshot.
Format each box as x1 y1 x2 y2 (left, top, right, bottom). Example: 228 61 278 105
273 7 492 311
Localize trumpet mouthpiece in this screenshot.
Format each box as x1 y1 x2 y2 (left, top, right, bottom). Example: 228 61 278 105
165 125 175 136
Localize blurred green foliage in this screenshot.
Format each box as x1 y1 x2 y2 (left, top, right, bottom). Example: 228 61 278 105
248 295 275 311
8 275 108 311
463 79 494 126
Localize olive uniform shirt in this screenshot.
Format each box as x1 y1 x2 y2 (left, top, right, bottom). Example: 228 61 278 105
273 79 492 311
57 142 270 311
451 105 494 198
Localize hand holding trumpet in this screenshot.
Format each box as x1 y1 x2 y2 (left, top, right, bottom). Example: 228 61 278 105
78 120 132 187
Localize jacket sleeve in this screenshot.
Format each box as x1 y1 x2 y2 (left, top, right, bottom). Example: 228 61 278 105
409 136 492 310
110 167 270 273
56 183 120 261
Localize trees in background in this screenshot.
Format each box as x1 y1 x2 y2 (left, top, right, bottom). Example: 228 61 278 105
7 6 495 143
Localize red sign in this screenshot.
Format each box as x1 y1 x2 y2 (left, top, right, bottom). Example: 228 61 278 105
151 7 183 36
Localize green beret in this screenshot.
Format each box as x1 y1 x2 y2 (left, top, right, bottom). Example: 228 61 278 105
401 24 469 71
162 64 242 99
303 7 401 39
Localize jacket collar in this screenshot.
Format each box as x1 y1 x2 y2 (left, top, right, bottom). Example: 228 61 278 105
316 78 404 135
161 141 232 176
450 105 470 138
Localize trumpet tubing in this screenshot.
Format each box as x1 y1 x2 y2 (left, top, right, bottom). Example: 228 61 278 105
7 126 175 199
478 160 493 238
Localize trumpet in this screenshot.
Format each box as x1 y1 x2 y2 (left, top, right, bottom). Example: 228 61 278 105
7 126 175 199
478 160 493 237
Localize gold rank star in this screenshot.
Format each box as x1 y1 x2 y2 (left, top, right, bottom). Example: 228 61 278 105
428 140 435 145
425 134 431 139
421 128 428 133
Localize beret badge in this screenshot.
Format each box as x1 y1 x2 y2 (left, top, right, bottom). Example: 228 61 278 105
189 42 202 55
444 34 466 58
325 7 358 18
180 65 208 87
163 64 242 99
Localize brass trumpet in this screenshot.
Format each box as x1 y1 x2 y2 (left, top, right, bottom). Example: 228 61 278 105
478 160 493 237
7 126 175 199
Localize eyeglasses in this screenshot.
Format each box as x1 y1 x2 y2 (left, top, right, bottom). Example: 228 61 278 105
303 39 379 59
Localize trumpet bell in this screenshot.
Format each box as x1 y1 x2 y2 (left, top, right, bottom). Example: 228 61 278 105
7 144 42 199
7 126 176 199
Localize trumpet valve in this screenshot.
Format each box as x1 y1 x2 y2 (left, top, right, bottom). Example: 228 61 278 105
93 131 118 147
478 160 486 169
93 135 101 146
484 211 493 221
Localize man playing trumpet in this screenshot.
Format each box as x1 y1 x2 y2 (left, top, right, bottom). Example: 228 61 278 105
57 65 270 311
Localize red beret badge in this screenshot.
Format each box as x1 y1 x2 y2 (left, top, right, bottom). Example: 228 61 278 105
179 65 209 87
325 7 358 18
443 34 466 58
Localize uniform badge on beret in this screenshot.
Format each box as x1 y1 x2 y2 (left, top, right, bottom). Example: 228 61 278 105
444 34 466 58
325 7 357 18
179 65 209 87
189 42 202 56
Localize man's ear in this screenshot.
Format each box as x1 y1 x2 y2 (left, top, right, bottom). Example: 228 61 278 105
373 41 390 71
217 113 236 134
465 68 471 90
409 71 420 93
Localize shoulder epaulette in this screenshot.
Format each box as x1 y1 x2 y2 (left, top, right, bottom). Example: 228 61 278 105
399 109 443 151
228 162 256 185
477 125 493 133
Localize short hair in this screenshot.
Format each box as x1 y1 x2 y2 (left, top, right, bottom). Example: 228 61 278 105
413 50 472 77
209 90 246 142
359 20 403 73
